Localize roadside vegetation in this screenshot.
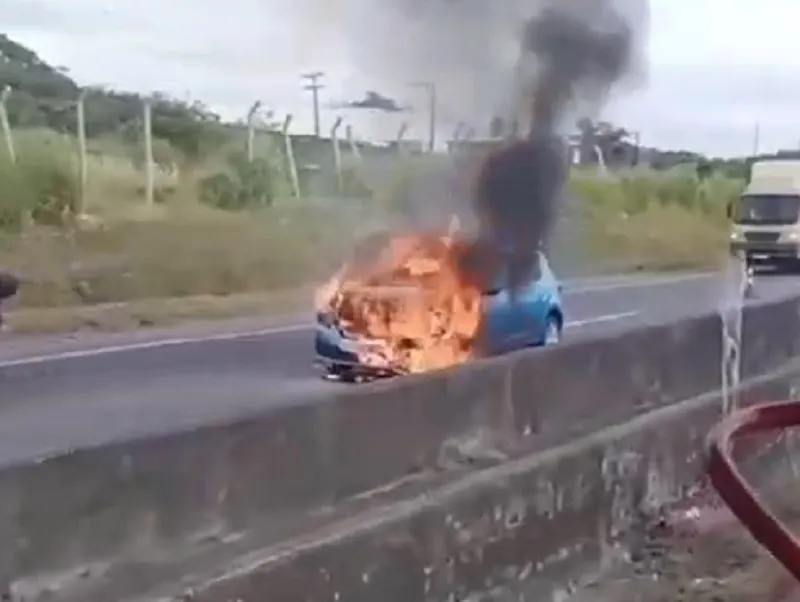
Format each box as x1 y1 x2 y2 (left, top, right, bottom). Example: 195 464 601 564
0 33 751 332
0 132 365 329
571 167 742 272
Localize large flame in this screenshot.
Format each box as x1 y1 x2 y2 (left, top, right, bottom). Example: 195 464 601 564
315 218 485 374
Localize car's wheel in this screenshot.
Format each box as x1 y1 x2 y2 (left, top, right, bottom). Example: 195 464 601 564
543 313 562 346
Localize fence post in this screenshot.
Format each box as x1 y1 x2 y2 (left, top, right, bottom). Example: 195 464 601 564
345 124 362 165
143 99 154 206
594 144 608 176
246 100 262 162
720 252 747 416
395 122 408 157
0 86 15 164
281 114 300 198
331 116 343 195
0 86 29 227
76 88 89 215
449 122 465 155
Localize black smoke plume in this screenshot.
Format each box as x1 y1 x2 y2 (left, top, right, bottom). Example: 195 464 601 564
475 0 646 292
336 0 647 286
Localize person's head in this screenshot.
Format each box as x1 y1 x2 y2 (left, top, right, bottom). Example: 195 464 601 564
0 272 19 300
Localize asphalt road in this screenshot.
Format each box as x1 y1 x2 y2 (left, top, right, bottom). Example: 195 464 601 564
0 270 798 467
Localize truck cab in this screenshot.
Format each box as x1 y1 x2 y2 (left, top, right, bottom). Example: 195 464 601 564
729 159 800 270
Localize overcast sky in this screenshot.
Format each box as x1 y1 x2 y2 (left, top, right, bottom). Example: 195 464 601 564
2 0 799 157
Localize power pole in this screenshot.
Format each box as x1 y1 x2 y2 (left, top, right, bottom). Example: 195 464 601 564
426 82 436 153
301 71 325 137
632 130 641 167
410 81 436 152
751 122 760 157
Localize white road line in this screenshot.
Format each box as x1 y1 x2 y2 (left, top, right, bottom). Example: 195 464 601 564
565 272 711 294
0 326 311 368
0 310 642 368
0 272 703 367
564 311 639 328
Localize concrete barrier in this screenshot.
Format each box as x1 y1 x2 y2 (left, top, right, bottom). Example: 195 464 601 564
170 359 800 602
2 294 800 600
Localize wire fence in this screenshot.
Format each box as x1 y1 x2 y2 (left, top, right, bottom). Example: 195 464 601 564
0 85 609 276
0 87 499 215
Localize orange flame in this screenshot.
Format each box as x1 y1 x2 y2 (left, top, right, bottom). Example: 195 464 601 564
315 220 485 374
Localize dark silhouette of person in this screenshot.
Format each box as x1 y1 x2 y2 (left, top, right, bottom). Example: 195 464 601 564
0 272 19 329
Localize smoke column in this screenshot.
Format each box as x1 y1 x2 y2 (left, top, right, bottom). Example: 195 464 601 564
340 0 648 287
475 0 648 291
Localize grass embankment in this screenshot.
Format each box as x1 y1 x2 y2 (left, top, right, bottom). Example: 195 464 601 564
0 129 362 332
572 167 741 272
0 131 742 334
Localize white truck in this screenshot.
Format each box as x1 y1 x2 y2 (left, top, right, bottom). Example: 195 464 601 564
729 159 800 271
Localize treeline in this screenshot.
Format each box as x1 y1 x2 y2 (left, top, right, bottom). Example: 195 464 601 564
0 34 228 162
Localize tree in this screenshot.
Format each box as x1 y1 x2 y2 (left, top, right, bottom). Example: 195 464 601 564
574 118 635 167
0 35 223 149
594 121 632 164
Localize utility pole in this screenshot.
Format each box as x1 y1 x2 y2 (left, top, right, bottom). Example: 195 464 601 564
301 71 325 137
751 122 760 157
632 130 641 167
410 81 436 152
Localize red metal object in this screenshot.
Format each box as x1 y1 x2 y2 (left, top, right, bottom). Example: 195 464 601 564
707 401 800 582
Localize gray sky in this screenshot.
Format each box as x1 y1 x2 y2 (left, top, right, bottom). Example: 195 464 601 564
2 0 799 157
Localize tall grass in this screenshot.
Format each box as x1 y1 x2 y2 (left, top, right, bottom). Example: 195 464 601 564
0 130 364 310
0 130 80 228
376 159 741 272
570 168 742 270
7 205 358 308
0 130 746 313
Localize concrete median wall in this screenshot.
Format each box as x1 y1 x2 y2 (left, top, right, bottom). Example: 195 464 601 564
3 294 800 600
175 361 800 602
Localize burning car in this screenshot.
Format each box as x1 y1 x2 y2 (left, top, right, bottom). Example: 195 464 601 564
313 223 564 382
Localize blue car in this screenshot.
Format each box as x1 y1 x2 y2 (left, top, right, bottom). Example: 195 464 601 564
315 250 565 382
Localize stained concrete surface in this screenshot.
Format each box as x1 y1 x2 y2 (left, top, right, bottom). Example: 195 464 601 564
570 477 800 601
6 372 800 601
570 376 800 602
110 361 800 602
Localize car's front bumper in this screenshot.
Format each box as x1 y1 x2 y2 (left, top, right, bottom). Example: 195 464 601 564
313 315 400 377
314 317 360 364
730 241 800 260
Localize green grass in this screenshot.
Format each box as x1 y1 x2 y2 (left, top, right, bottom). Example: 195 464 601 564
0 128 746 332
2 204 363 305
0 128 363 313
570 168 741 271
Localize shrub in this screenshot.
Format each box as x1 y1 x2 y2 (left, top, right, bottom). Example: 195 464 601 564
569 167 741 271
198 150 277 211
570 168 742 218
340 165 373 199
0 130 79 229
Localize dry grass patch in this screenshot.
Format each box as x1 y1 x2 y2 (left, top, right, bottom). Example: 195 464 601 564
0 204 355 310
7 289 312 333
585 203 729 271
571 169 740 271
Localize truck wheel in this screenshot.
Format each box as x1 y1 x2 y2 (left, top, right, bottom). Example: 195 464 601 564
787 259 800 274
